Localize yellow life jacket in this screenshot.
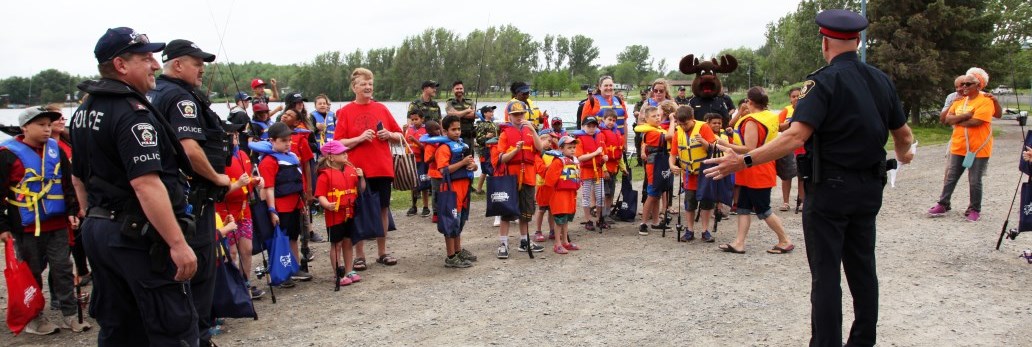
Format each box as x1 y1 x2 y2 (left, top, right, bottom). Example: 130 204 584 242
675 121 708 174
734 109 780 146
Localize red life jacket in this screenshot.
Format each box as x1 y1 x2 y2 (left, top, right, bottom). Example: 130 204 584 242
575 131 604 171
600 128 622 162
555 156 581 191
499 123 536 165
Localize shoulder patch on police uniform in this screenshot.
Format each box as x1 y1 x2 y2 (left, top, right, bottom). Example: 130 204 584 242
132 123 158 147
798 80 817 99
177 100 197 119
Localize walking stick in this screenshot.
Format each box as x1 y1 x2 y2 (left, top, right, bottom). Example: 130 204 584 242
259 251 277 303
675 161 685 242
593 154 604 234
520 161 534 259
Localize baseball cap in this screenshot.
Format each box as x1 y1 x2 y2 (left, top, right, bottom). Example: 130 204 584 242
552 117 564 125
234 92 252 102
161 39 216 63
505 100 528 115
557 136 578 147
582 117 599 125
267 122 291 139
252 102 270 113
220 120 245 133
285 92 307 104
421 80 439 89
479 105 496 114
18 106 61 127
251 78 266 89
515 85 531 94
94 27 166 63
320 141 350 156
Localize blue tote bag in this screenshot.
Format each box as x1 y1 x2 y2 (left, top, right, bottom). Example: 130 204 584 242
696 147 734 206
485 158 520 217
352 188 387 244
268 225 298 286
212 241 257 319
435 175 461 237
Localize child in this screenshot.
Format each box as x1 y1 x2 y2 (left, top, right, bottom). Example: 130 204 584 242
598 110 626 228
312 94 336 146
315 141 364 287
574 116 607 231
474 106 499 194
549 117 567 144
280 109 322 245
668 106 717 242
496 100 546 258
255 122 312 287
422 121 443 223
544 136 582 254
436 116 478 268
405 110 431 217
633 106 667 235
214 123 265 299
705 112 739 217
533 133 560 241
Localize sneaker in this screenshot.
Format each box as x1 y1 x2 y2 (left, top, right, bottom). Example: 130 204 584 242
407 206 418 216
279 278 296 288
598 220 610 230
302 253 316 263
346 271 362 283
928 203 949 217
518 240 545 253
59 315 92 332
651 221 668 230
445 255 473 268
310 232 327 243
496 243 509 259
702 230 715 243
533 231 546 242
966 210 981 222
24 315 59 335
584 221 596 231
338 276 353 286
547 230 555 240
639 223 649 236
553 244 569 254
563 243 580 251
209 325 224 337
291 270 313 281
421 207 432 217
250 286 265 299
493 216 501 227
457 248 478 262
680 230 695 242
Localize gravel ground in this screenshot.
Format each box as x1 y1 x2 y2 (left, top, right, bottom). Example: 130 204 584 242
4 121 1032 346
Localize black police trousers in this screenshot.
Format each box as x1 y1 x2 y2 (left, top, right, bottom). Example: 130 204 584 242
803 170 884 347
81 217 199 347
191 205 217 345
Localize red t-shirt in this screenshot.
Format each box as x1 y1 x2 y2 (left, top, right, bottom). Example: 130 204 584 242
315 166 359 227
258 154 302 212
215 150 256 219
334 101 403 178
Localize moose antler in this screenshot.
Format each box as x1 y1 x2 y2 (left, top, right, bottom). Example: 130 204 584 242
714 54 739 73
679 54 700 75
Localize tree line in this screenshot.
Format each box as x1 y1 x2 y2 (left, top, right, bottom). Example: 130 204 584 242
2 0 1029 126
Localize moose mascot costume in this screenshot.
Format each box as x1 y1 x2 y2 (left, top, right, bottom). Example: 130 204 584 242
680 54 738 123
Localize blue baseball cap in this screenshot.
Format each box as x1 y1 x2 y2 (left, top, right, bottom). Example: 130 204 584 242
94 27 165 63
235 92 252 101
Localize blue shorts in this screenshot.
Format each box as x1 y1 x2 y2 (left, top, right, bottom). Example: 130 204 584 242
480 160 494 177
646 183 662 197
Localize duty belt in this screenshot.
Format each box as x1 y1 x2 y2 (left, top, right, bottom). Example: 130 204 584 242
87 207 129 223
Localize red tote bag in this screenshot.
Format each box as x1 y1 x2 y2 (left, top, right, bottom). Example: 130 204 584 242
4 239 44 335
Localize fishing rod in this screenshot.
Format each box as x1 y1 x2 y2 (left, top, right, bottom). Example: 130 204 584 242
206 0 242 100
472 14 491 112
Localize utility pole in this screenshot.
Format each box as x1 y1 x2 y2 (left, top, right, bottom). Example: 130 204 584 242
861 0 868 63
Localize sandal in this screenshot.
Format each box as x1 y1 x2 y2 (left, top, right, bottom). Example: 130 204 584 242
376 254 398 266
719 243 745 254
353 258 367 271
779 203 790 212
766 244 795 254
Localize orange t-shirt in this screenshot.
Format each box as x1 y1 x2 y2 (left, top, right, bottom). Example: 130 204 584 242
734 117 776 189
425 143 441 179
435 143 471 212
948 93 994 158
544 157 578 215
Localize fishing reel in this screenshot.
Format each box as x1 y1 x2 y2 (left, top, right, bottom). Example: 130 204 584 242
254 265 268 280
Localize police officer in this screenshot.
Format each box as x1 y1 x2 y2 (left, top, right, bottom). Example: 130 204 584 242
703 9 915 347
409 80 442 123
147 39 233 347
70 27 199 345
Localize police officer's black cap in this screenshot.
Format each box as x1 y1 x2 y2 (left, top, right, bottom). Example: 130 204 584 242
161 39 216 63
267 122 292 139
421 80 439 89
94 27 166 63
285 93 307 105
479 105 497 114
220 120 245 133
815 9 868 40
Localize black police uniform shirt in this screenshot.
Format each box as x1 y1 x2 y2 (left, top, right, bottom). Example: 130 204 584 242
792 51 907 170
688 94 734 122
70 79 189 217
148 75 228 178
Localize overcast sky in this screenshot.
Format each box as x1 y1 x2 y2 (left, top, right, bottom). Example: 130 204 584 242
1 0 805 78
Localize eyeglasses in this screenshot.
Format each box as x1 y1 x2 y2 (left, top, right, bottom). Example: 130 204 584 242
959 82 976 87
106 33 150 62
653 89 666 93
